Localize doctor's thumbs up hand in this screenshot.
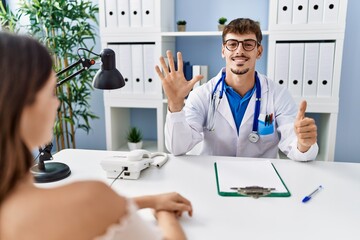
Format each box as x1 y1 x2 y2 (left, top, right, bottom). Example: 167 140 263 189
155 50 203 112
294 100 318 153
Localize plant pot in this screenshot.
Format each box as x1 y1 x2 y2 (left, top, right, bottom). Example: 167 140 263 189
177 25 186 32
128 141 143 151
218 24 225 31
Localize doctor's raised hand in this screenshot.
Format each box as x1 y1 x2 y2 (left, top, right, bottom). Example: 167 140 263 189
294 100 318 153
155 50 203 112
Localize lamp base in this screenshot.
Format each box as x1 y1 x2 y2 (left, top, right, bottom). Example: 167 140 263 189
31 162 71 183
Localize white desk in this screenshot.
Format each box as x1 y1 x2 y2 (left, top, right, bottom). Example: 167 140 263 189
43 149 360 240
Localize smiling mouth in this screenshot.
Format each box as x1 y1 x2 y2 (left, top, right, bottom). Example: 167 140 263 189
232 58 248 66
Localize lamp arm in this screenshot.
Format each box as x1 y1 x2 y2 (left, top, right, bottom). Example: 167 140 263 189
56 57 96 87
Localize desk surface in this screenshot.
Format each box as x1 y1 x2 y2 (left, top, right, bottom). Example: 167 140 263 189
44 149 360 240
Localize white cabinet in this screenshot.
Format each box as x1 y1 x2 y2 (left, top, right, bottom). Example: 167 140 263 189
99 0 175 152
100 0 347 161
267 0 347 161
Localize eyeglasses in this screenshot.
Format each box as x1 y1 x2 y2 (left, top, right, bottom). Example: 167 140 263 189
224 39 260 52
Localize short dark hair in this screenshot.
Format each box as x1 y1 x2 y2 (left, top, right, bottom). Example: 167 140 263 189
222 18 262 45
0 32 53 203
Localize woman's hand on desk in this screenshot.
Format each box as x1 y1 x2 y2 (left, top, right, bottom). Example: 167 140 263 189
133 192 193 217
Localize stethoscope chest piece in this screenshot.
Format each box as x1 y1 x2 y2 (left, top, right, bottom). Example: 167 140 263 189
248 132 259 143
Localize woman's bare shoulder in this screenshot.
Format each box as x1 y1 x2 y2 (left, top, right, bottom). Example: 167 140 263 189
0 181 127 240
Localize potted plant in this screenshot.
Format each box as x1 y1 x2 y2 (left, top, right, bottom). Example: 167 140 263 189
127 127 143 150
177 20 187 32
218 17 227 31
0 0 99 150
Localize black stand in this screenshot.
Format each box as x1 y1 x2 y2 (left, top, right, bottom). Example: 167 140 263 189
30 143 71 183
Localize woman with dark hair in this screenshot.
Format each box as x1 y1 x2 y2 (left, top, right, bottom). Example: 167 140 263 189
0 32 192 240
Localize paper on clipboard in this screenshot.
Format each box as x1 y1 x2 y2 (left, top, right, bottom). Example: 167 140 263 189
215 160 290 197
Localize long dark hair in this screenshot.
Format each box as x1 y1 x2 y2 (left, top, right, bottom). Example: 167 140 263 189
0 32 53 203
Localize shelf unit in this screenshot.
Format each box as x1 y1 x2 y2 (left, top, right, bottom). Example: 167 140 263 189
267 0 347 161
99 0 347 161
99 0 175 152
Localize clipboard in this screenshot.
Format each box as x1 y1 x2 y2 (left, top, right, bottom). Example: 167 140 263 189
214 160 291 198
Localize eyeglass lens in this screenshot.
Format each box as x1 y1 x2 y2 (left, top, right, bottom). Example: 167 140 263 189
225 39 257 51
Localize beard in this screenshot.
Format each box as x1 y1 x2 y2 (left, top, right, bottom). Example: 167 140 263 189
230 67 249 75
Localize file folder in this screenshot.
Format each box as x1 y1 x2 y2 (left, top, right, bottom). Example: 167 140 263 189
288 43 304 97
143 44 157 94
277 0 293 24
192 65 201 88
142 0 155 27
274 43 290 87
303 42 320 97
131 44 144 93
317 42 335 97
118 44 133 93
323 0 339 23
292 0 309 24
214 160 290 197
117 0 130 27
308 0 324 23
130 0 142 27
105 0 118 27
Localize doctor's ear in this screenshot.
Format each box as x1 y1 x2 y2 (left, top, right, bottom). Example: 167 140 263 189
257 45 263 59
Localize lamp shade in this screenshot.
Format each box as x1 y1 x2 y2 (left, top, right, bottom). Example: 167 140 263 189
92 48 126 90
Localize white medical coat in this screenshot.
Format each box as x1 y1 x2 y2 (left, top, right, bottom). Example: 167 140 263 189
165 69 318 161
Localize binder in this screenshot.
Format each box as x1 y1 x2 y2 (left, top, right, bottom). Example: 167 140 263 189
143 44 157 94
292 0 309 24
317 42 335 97
192 65 201 88
118 44 133 93
214 160 290 197
308 0 324 23
274 43 290 87
131 44 144 93
142 0 155 27
288 43 304 97
323 0 339 23
303 42 320 97
105 0 118 27
117 0 130 27
200 65 209 84
277 0 293 24
129 0 142 27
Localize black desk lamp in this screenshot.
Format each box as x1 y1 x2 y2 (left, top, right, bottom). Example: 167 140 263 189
30 48 125 183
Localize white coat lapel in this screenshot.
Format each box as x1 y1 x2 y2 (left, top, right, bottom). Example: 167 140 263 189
240 74 269 127
217 94 237 132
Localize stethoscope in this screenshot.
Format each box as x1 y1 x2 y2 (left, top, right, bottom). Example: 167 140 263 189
206 71 262 143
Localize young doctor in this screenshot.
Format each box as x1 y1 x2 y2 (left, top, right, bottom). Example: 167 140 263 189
155 18 318 161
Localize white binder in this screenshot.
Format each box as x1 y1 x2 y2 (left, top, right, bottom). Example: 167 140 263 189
117 0 130 27
143 44 157 94
274 43 290 88
118 44 133 93
317 42 335 97
292 0 309 24
308 0 324 23
200 65 209 85
323 0 339 23
105 0 118 27
142 0 155 27
303 43 320 97
192 65 201 89
131 44 144 93
288 43 304 97
130 0 142 27
192 65 208 89
277 0 293 24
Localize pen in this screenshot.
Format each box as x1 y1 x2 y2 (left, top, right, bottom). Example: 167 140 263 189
302 185 323 203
